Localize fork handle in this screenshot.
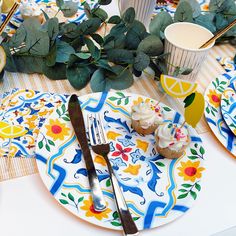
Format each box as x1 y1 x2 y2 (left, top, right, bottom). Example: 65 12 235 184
106 158 139 236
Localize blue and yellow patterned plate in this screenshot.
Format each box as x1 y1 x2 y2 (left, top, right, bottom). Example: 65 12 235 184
35 92 205 230
205 72 236 157
221 82 236 136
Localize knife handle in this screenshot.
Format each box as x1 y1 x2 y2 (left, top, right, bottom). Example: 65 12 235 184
84 150 107 212
106 157 139 236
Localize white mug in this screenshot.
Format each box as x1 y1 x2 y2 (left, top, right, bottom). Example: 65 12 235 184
164 22 215 82
118 0 156 27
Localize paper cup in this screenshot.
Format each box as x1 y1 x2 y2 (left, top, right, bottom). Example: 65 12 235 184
164 22 215 82
118 0 156 27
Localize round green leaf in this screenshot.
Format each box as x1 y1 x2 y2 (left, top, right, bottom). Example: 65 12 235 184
174 1 193 22
107 49 134 64
108 15 121 24
56 41 75 63
149 11 173 37
108 65 134 90
138 35 163 56
180 0 201 18
91 7 108 21
90 69 108 92
122 7 135 24
67 66 91 90
77 18 102 35
134 51 150 71
42 63 67 80
61 1 78 17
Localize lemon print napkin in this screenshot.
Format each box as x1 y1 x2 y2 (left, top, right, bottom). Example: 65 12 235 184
0 88 69 158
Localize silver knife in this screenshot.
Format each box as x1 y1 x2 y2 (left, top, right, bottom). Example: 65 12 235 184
68 94 107 212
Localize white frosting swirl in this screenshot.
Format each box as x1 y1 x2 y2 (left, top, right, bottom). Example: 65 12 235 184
155 122 189 151
131 102 164 129
20 1 42 17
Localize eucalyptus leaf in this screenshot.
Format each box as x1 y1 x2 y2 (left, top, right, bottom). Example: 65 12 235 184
91 7 108 22
75 52 91 59
90 65 134 92
122 7 135 24
77 18 102 35
56 40 75 63
138 35 163 56
25 20 50 56
47 18 59 42
125 21 147 49
110 22 127 37
61 1 78 18
91 33 104 45
108 15 121 24
43 62 67 80
180 0 201 18
61 22 79 38
67 66 92 89
98 0 112 5
149 11 173 37
0 70 4 81
90 69 108 92
134 52 150 71
83 2 92 18
96 59 115 73
174 1 193 22
109 65 134 90
9 26 26 48
5 55 44 74
107 49 134 64
194 13 216 32
209 0 227 12
84 37 100 59
46 43 57 66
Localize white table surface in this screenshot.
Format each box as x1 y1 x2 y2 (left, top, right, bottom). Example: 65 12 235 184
1 132 236 236
1 1 236 236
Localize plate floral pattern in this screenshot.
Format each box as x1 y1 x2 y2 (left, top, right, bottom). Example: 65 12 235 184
205 72 236 156
36 92 205 230
221 82 236 136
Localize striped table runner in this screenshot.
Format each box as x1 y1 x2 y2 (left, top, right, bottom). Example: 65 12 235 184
0 43 234 181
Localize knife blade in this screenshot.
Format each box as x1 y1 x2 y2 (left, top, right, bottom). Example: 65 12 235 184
68 94 107 212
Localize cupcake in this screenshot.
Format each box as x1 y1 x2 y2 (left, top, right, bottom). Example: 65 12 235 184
131 101 164 135
19 1 44 24
155 122 190 159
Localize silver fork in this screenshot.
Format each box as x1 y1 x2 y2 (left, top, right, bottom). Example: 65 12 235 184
87 114 139 236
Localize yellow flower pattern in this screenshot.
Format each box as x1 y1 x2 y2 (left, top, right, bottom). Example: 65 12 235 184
45 118 70 141
80 197 112 220
178 160 205 182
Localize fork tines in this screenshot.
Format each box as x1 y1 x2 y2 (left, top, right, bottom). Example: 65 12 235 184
87 114 107 146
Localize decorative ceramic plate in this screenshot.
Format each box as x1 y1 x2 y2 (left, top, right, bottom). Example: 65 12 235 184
205 71 236 157
154 0 209 16
2 0 98 34
35 92 205 230
221 82 236 136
